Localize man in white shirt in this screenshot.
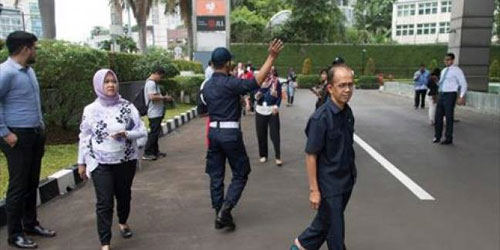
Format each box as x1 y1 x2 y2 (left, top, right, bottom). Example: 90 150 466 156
433 53 467 145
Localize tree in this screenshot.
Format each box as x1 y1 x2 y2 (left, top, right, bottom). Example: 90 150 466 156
163 0 193 59
38 0 56 38
116 35 138 52
125 0 158 53
109 0 124 36
489 59 500 78
231 6 267 42
15 0 56 38
494 0 500 43
280 0 345 43
354 0 395 43
90 26 109 38
364 57 376 75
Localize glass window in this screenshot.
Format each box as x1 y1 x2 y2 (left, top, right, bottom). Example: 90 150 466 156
397 4 416 17
396 24 414 36
441 1 452 13
416 23 438 35
439 22 450 33
419 2 438 15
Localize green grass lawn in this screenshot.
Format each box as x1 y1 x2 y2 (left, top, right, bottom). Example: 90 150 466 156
0 104 195 199
0 144 78 198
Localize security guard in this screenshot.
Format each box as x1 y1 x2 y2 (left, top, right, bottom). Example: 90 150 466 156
198 39 284 231
291 64 356 250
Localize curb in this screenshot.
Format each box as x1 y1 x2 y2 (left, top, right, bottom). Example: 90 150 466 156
0 107 198 227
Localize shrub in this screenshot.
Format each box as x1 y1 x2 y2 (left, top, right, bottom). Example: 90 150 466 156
172 75 205 104
0 40 4 50
429 59 439 71
108 52 143 82
302 57 312 75
297 74 320 89
0 48 7 61
356 76 379 89
172 59 204 73
489 59 500 78
134 47 179 79
34 40 110 129
364 57 376 76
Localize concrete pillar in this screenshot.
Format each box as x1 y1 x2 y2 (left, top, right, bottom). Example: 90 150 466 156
448 0 494 92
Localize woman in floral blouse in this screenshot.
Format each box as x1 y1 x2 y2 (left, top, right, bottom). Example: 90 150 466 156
77 69 147 250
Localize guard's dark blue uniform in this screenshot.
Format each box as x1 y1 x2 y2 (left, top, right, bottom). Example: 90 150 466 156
198 72 260 210
297 97 356 250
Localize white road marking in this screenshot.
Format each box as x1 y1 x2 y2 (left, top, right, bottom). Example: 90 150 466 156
354 134 435 200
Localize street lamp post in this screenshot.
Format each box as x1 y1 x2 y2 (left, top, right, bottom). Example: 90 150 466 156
361 48 367 75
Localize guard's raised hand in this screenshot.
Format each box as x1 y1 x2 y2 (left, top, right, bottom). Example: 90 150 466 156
268 39 284 58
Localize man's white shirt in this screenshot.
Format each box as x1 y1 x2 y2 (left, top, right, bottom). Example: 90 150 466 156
440 65 468 98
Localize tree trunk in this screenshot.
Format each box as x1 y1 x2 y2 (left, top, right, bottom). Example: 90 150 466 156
110 0 124 34
137 19 148 53
38 0 56 39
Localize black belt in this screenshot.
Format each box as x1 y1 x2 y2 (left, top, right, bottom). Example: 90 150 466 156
9 127 43 134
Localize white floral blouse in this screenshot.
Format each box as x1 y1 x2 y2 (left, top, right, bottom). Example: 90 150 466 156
77 98 147 176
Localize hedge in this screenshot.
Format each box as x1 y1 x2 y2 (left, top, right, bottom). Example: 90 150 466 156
356 76 380 89
172 59 204 74
231 43 500 78
0 41 203 131
297 74 320 89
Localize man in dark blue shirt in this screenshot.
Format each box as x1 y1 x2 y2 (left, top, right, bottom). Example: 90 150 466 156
0 31 56 249
198 39 283 231
291 64 356 250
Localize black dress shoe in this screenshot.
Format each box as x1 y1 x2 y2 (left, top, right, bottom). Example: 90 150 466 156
216 203 236 231
432 138 440 143
440 140 453 145
24 225 56 238
120 227 133 239
8 235 38 249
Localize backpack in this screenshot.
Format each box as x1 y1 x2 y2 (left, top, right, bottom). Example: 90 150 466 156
133 86 149 116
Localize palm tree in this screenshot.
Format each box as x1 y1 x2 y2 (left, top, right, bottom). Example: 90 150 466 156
38 0 56 38
14 0 56 39
163 0 193 59
109 0 124 35
125 0 159 53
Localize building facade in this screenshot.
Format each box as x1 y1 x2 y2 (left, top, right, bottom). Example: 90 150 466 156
392 0 452 44
337 0 356 27
0 0 43 39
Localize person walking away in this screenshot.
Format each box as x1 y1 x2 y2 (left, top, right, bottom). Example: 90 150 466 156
205 60 214 80
311 69 328 110
142 66 172 160
427 68 440 125
433 53 467 145
78 69 147 250
413 64 430 109
291 64 356 250
197 40 284 231
0 31 56 249
287 67 297 106
255 67 283 166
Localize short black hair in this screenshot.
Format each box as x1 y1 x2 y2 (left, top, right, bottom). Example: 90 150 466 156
152 66 167 75
420 63 426 67
446 53 455 60
320 68 328 75
6 31 38 56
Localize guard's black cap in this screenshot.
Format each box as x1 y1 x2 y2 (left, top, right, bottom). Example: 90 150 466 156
332 56 345 65
211 47 233 67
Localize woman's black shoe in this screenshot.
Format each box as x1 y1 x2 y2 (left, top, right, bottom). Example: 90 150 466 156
120 227 133 239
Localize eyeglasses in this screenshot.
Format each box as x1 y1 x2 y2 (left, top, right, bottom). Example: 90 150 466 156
333 83 354 90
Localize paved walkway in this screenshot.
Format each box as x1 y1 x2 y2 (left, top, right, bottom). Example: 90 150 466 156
1 90 499 250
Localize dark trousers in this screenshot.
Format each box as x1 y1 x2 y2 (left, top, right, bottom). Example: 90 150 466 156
206 128 251 210
298 191 352 250
414 89 427 108
434 92 457 141
255 112 281 159
91 160 137 245
288 95 294 104
144 117 163 156
0 128 45 238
